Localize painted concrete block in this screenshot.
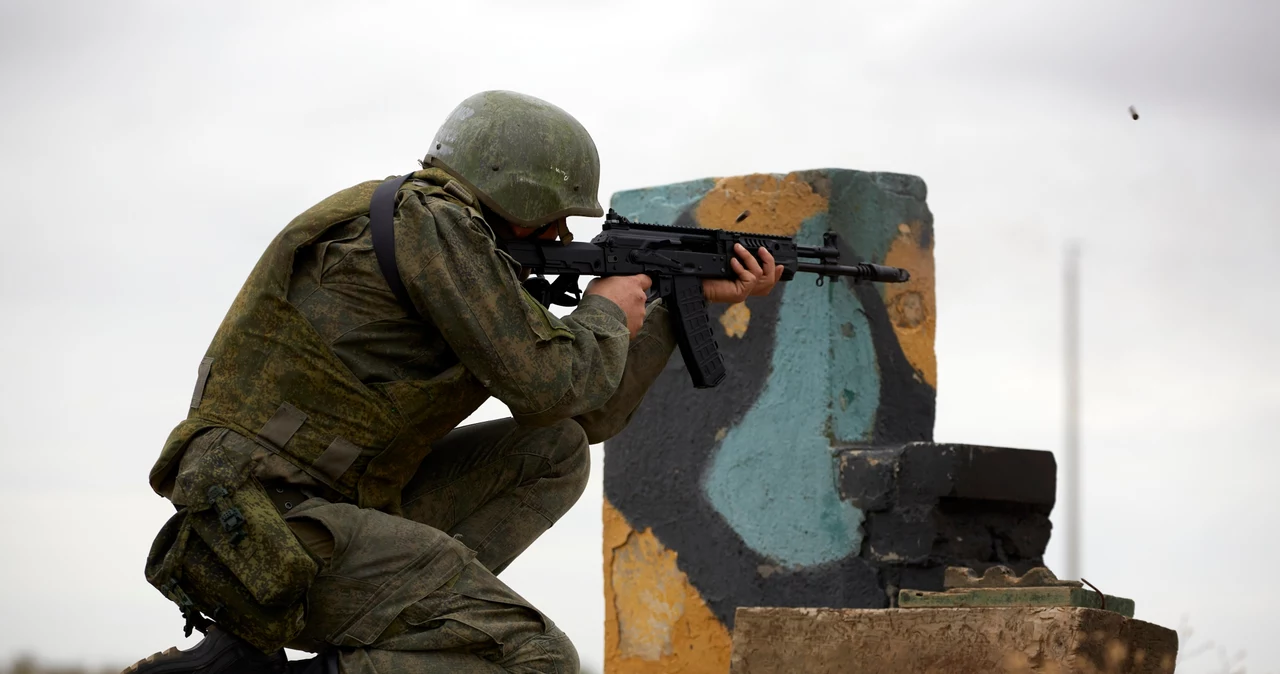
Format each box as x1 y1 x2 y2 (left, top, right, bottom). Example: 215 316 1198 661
728 607 1178 674
603 170 936 673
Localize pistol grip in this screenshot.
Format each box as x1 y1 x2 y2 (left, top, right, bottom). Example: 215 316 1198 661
665 275 726 388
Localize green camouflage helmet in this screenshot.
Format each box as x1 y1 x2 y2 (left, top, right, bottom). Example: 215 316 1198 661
423 91 603 229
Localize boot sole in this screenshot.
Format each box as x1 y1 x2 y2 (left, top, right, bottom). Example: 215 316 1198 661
122 648 181 674
121 637 277 674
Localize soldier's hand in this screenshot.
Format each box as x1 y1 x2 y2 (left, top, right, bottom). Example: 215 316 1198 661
702 244 784 305
585 274 652 339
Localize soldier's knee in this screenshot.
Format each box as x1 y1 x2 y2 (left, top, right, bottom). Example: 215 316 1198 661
544 631 581 674
515 418 590 521
552 418 590 495
503 627 579 674
537 418 589 479
552 417 589 453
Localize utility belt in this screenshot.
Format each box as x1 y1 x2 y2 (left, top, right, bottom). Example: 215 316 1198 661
144 428 322 653
261 481 318 518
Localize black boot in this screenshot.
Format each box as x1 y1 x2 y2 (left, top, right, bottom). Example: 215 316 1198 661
122 627 288 673
288 652 339 674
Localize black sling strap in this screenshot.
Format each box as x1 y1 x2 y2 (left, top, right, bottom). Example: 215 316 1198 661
369 174 417 314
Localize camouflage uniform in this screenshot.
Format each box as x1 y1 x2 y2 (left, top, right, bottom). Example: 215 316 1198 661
145 168 675 672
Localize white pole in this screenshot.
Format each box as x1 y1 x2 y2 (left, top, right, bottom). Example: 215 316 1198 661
1064 242 1081 580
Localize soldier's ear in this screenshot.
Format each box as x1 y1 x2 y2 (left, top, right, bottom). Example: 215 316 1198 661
555 219 573 244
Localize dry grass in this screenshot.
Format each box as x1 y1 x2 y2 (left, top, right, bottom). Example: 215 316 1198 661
0 657 121 674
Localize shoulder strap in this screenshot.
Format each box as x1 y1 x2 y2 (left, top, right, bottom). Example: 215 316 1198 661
369 174 417 314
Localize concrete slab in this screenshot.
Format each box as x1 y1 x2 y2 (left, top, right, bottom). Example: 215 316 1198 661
729 606 1177 674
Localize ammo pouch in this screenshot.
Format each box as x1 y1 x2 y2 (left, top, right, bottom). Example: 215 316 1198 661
145 428 318 652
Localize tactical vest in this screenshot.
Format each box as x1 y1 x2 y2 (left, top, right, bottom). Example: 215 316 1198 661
149 169 490 514
143 171 491 650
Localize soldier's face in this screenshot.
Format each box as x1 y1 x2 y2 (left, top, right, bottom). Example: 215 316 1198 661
509 218 566 241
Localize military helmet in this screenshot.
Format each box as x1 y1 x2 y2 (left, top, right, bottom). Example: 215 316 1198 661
423 91 603 229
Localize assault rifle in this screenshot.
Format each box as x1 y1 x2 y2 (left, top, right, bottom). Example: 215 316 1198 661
500 209 911 389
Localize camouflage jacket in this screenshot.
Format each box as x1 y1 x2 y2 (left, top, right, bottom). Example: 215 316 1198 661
150 169 675 514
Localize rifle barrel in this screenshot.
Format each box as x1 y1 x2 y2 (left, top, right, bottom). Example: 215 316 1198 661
796 261 910 283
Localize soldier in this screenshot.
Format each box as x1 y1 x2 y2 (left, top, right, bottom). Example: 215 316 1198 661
128 90 783 673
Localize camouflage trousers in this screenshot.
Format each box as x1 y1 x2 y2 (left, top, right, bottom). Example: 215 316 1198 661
281 417 590 673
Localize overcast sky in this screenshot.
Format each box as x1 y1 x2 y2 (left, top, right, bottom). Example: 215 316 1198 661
1 0 1277 671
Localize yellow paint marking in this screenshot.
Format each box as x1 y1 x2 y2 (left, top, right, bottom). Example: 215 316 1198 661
603 499 733 673
883 221 937 388
718 302 751 338
694 173 828 235
611 525 685 659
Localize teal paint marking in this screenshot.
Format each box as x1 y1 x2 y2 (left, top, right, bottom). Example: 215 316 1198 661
821 170 927 442
826 170 931 268
829 272 881 443
703 212 877 567
609 177 717 225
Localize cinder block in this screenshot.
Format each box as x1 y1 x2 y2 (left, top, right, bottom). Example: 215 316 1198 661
895 443 1058 506
836 448 901 511
834 442 1057 592
863 505 935 563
